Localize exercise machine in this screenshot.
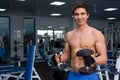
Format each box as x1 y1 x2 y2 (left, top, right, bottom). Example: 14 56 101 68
114 44 120 80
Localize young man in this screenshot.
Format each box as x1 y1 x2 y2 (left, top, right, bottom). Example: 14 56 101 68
55 1 107 80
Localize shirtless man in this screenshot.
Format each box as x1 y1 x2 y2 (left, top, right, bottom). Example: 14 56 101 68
55 1 107 80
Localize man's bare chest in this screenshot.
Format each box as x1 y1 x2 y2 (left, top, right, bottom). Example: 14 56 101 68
69 34 95 48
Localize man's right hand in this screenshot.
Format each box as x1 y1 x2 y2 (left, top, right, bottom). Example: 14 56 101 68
55 54 61 64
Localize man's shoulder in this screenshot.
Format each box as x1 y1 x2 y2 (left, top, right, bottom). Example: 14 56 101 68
65 29 75 39
90 27 104 38
66 29 75 34
90 27 102 33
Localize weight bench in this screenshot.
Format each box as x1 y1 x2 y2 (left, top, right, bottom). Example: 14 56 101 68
0 47 6 58
0 45 41 80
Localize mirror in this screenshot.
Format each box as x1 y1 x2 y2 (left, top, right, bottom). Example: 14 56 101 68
37 28 65 54
0 16 10 59
23 18 35 57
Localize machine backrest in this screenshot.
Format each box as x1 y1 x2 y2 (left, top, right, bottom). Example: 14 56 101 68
0 48 6 57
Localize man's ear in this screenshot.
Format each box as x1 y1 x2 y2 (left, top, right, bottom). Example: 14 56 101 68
87 13 90 19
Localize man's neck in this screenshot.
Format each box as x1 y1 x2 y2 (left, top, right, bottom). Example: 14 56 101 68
77 24 89 31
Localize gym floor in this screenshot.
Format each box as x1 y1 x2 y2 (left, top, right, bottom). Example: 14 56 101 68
34 62 54 80
8 61 54 80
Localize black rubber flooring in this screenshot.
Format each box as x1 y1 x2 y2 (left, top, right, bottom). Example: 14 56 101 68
34 62 54 80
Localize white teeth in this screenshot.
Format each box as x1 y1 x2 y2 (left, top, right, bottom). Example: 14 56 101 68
78 20 82 23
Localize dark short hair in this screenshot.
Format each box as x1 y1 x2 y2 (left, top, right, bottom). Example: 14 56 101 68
72 1 89 15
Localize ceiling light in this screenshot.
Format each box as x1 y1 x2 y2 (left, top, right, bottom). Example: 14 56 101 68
50 1 66 6
48 26 53 28
59 27 64 29
0 8 6 11
104 8 118 11
107 17 116 20
50 13 61 16
16 0 26 1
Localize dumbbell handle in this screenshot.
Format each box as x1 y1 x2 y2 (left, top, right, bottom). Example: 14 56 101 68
55 51 63 63
55 53 64 69
58 62 63 68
